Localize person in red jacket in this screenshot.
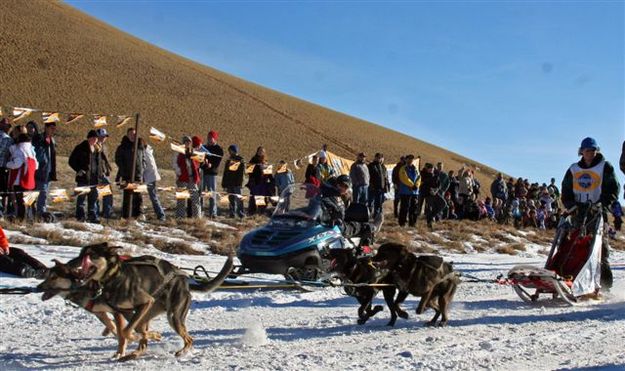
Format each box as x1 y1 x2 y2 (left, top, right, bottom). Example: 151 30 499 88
0 226 48 279
173 136 201 218
6 133 38 220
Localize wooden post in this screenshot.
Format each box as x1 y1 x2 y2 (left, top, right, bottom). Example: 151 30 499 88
127 113 140 218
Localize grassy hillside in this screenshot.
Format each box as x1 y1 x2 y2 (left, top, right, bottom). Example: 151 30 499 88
0 0 499 186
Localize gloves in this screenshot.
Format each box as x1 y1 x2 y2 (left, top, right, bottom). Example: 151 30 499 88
76 170 86 177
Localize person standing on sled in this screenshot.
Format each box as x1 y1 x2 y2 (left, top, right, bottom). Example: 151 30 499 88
561 137 620 289
317 175 383 247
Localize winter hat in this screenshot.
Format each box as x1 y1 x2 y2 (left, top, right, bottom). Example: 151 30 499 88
87 130 98 139
580 137 599 151
228 144 239 154
0 226 9 254
192 136 203 148
318 150 327 159
96 128 109 137
207 130 218 140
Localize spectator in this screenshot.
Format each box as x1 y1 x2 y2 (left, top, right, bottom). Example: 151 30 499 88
201 130 223 218
547 177 560 204
276 160 295 211
350 152 370 205
490 173 508 205
420 163 443 229
247 146 274 215
484 197 496 220
437 162 450 219
115 128 145 219
458 169 474 213
275 160 295 196
174 136 201 219
143 141 166 221
397 154 420 227
391 156 405 218
305 155 320 186
6 133 38 220
316 150 335 182
538 188 554 214
0 118 14 216
68 130 102 223
25 121 38 138
367 153 389 218
32 121 57 219
222 144 245 219
95 128 113 219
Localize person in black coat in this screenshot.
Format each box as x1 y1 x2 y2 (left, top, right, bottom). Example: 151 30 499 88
68 130 103 222
115 128 145 218
222 144 246 218
367 153 390 218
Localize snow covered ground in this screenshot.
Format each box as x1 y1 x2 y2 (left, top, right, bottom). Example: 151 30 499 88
1 232 624 370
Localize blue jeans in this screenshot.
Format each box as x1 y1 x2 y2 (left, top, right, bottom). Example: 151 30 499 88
353 185 369 205
97 177 113 219
226 186 244 218
76 183 99 222
202 174 218 217
147 182 166 220
35 180 49 215
368 189 386 218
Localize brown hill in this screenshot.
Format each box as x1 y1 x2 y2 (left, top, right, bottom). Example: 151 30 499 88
0 0 499 185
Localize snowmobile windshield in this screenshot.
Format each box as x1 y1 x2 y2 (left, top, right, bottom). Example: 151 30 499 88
271 183 323 222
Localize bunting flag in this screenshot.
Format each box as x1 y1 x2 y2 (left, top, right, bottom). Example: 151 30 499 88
201 191 213 198
124 183 138 190
12 107 32 123
96 184 112 199
158 186 176 192
191 151 206 163
228 161 241 171
74 186 92 196
170 143 186 155
50 189 70 203
175 189 191 200
219 195 230 205
263 165 274 175
23 191 40 207
254 196 266 206
115 116 132 128
133 184 148 193
66 114 84 125
245 164 255 174
149 127 167 143
269 196 280 203
93 115 107 128
293 159 302 170
43 112 61 124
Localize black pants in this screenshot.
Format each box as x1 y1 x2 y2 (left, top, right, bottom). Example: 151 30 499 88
0 167 9 214
601 237 613 289
0 247 47 277
122 189 143 218
398 194 418 227
425 194 447 225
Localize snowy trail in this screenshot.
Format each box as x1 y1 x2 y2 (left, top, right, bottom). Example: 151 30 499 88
1 243 624 370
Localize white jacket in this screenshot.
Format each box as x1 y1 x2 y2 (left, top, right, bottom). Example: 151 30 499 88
143 145 161 184
6 142 39 186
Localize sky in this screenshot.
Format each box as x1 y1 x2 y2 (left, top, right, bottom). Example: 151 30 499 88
66 0 624 187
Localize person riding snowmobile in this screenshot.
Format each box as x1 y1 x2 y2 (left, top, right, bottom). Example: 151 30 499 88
317 175 383 245
561 137 620 289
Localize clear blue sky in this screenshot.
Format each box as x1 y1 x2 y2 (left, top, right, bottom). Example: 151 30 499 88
67 1 624 188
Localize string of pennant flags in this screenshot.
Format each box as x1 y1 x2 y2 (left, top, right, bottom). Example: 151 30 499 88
0 103 390 205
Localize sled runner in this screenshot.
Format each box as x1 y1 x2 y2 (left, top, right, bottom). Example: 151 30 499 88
507 203 605 305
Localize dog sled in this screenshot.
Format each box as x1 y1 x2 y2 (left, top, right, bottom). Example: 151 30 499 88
506 203 605 305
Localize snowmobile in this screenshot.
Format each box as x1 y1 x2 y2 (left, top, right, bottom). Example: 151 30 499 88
506 202 606 305
236 183 374 282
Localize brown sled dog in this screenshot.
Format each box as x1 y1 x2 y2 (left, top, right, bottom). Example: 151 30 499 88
38 257 166 341
45 242 233 361
372 242 460 326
